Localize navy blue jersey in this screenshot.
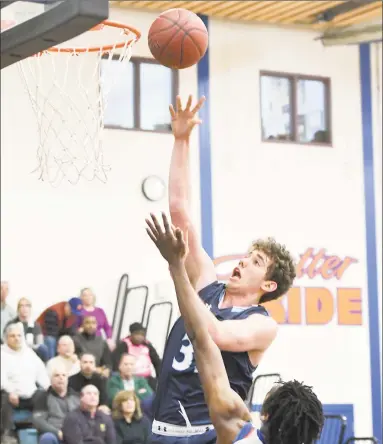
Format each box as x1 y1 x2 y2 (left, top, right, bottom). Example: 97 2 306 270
153 281 269 426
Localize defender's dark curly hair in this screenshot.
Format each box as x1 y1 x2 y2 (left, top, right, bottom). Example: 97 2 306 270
249 237 296 303
261 380 324 444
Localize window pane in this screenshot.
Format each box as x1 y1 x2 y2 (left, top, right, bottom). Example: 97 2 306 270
261 75 292 141
297 79 329 143
100 59 134 129
140 63 173 131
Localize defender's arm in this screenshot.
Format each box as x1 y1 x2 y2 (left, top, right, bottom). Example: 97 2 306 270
169 262 251 432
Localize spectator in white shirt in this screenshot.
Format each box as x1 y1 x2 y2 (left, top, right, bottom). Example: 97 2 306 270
46 335 80 378
1 322 50 442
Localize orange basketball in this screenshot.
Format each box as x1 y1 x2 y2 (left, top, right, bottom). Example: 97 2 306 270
148 8 208 69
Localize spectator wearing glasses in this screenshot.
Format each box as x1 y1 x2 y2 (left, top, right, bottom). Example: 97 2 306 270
6 298 49 362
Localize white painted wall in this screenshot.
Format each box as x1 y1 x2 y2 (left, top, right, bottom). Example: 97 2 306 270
209 18 373 436
0 7 200 354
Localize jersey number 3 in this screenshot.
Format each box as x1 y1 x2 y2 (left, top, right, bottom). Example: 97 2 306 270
172 334 198 373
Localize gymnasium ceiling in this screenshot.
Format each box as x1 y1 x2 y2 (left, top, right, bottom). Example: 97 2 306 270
112 1 383 30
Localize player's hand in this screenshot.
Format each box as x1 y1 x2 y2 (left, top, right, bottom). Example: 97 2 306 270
170 95 205 140
146 212 188 265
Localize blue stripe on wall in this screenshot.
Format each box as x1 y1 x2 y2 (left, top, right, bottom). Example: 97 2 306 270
359 43 382 442
197 14 213 259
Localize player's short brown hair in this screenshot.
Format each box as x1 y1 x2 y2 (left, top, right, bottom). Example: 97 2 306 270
250 237 296 303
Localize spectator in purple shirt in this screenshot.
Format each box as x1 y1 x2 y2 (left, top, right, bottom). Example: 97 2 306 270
79 288 115 351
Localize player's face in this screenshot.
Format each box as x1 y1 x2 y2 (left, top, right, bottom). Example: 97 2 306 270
227 249 276 297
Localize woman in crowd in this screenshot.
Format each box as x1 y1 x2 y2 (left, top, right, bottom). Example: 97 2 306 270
6 298 49 362
112 391 151 444
79 288 115 350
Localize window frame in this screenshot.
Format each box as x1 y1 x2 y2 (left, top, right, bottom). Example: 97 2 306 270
101 56 179 133
260 70 332 146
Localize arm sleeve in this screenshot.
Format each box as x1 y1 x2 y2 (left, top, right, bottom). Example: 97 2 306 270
100 342 113 370
43 310 60 337
106 377 121 407
98 376 109 406
112 341 128 371
1 355 13 393
72 336 84 356
140 378 153 396
62 414 84 444
99 309 113 339
105 415 117 444
32 392 60 435
35 355 50 389
148 342 162 376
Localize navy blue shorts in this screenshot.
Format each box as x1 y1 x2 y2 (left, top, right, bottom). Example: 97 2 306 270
150 429 217 444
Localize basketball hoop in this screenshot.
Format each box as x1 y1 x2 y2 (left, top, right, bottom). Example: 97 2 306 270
17 20 141 186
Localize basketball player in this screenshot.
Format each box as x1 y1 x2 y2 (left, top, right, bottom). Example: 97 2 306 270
146 213 324 444
148 96 296 443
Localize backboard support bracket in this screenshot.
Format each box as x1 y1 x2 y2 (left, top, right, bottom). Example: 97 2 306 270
1 0 109 69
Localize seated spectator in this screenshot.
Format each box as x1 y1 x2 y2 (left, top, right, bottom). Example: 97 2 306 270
46 335 80 378
68 352 110 414
33 365 80 444
1 281 16 343
37 297 82 360
79 287 115 350
62 384 116 444
1 323 50 443
6 297 49 362
113 322 161 391
107 354 153 418
73 315 112 378
112 391 150 444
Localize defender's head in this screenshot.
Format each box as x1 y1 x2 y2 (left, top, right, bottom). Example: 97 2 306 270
227 237 296 304
260 380 324 444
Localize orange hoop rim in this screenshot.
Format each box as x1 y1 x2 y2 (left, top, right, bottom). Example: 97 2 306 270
43 20 141 54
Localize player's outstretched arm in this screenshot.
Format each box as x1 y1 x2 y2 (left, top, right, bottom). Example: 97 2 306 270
169 95 217 292
146 213 251 443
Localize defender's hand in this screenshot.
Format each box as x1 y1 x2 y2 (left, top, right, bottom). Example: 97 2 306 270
170 95 205 141
146 212 188 265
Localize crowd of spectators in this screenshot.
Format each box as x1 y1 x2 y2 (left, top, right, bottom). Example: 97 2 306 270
0 281 161 444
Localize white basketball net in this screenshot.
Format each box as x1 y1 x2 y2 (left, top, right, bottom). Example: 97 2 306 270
18 25 138 186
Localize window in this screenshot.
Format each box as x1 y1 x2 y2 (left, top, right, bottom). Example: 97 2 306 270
260 71 331 144
100 57 178 132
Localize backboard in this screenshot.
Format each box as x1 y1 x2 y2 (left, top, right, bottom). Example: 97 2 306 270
1 0 109 69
